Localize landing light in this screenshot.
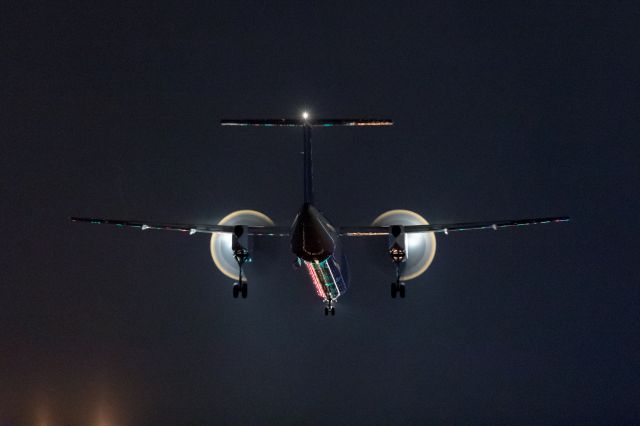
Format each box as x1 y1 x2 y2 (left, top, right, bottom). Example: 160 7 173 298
302 111 309 120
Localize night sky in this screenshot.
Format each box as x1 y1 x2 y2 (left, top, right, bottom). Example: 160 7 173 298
2 1 639 424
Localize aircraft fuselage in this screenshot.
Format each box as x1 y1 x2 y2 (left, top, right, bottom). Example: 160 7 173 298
291 203 349 302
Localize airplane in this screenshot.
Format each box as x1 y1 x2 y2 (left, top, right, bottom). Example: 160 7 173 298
71 112 569 316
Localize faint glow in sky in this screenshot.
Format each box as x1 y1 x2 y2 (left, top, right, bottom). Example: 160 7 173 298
34 402 51 426
94 397 117 426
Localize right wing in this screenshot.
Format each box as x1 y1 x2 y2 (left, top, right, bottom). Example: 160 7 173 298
70 217 290 236
340 216 569 236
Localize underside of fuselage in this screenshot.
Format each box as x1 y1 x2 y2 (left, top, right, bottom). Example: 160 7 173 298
304 255 349 300
291 203 349 301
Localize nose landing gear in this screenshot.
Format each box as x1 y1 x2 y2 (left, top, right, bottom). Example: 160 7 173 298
323 299 336 316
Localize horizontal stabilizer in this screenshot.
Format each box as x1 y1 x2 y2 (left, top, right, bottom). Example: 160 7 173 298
220 118 393 127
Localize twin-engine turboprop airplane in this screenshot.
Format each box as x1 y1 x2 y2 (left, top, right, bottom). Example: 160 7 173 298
71 112 569 315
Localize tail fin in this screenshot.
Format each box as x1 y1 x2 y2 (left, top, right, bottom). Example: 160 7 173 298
221 116 394 204
303 124 313 204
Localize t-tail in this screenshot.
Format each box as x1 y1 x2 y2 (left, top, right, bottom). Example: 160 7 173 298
221 113 393 314
220 114 393 204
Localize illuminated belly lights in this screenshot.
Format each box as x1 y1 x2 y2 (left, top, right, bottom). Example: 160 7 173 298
304 256 348 300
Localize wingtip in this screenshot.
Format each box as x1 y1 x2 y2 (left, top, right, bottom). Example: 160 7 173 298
551 216 570 224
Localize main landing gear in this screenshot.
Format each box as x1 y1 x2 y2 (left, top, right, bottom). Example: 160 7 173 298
323 299 336 316
388 226 407 299
232 246 250 299
232 280 248 299
390 259 406 299
391 280 406 298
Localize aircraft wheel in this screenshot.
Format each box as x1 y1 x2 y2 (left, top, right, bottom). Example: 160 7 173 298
330 307 336 316
324 307 329 316
399 282 406 298
391 283 398 298
241 282 248 298
232 283 240 298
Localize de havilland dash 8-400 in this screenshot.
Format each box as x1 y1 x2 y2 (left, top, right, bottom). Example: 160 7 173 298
71 112 569 316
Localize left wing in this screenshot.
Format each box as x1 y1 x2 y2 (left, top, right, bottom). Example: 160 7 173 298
70 217 290 236
340 216 569 236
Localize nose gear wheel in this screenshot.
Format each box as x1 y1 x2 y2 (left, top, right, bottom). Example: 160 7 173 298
323 299 336 316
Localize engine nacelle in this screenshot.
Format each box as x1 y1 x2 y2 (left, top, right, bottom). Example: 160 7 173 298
210 210 274 281
372 209 437 281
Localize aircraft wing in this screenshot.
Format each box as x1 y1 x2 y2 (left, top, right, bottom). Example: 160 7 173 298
339 216 569 236
70 217 290 236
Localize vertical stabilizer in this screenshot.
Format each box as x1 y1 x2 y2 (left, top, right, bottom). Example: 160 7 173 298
303 123 314 204
220 115 393 205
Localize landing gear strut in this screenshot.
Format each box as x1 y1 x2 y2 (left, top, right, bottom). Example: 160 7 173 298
390 262 406 299
231 225 250 299
388 225 407 299
323 299 336 316
232 247 250 299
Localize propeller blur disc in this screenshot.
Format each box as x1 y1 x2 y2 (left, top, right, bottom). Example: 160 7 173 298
372 209 437 281
210 210 274 281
